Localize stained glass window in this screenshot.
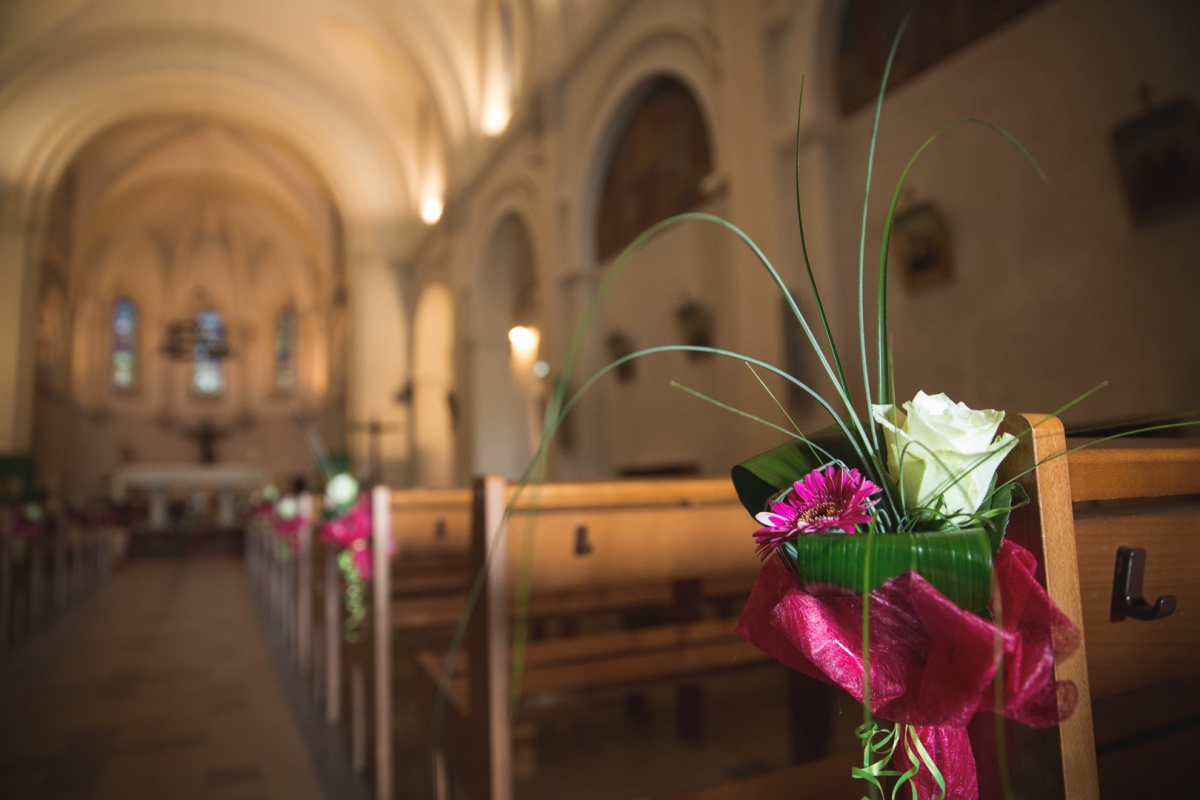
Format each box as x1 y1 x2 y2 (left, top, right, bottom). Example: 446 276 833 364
110 297 137 390
192 309 225 395
274 305 296 392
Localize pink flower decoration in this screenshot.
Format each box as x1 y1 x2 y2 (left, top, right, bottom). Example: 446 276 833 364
321 498 379 579
753 465 881 558
272 513 305 552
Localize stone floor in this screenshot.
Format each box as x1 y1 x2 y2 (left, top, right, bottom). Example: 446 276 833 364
0 554 862 800
0 557 362 800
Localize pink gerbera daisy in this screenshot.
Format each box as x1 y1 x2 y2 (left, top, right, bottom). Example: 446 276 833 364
752 465 881 558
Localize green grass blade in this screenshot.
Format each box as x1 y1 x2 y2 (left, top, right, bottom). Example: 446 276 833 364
858 6 915 455
563 343 870 469
793 75 851 399
876 117 1047 408
668 380 813 445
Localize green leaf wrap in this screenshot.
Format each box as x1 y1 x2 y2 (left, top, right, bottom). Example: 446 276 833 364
731 427 867 517
780 528 994 613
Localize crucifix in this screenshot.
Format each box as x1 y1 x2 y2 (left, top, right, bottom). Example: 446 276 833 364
347 417 402 483
181 418 232 464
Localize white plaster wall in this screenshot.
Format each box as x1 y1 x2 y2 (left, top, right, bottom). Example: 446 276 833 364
804 0 1200 426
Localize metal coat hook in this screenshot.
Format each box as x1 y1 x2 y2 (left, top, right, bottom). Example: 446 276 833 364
433 518 446 540
1111 546 1176 622
573 525 593 556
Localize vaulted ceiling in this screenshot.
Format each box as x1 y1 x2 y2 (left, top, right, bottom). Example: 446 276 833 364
0 0 521 240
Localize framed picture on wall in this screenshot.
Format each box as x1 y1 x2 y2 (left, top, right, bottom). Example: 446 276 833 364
892 202 953 290
1112 96 1200 227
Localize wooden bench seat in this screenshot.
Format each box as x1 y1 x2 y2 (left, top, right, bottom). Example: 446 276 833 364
414 474 781 800
419 615 768 711
356 479 769 799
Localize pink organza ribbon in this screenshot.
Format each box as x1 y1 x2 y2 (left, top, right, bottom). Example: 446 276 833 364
737 539 1079 799
320 498 374 578
13 512 41 538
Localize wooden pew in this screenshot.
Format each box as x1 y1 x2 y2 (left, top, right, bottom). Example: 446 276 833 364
1067 443 1200 798
308 486 473 800
414 475 777 800
361 481 811 800
1 501 123 650
1 504 62 646
363 486 471 800
0 506 17 647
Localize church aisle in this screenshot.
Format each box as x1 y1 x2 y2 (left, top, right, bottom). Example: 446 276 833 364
0 557 331 800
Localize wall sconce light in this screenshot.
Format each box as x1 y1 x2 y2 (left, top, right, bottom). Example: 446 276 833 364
420 197 444 225
482 100 511 137
508 325 539 357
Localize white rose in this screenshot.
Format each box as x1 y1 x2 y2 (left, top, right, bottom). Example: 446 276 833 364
871 391 1017 519
325 472 359 507
276 495 300 520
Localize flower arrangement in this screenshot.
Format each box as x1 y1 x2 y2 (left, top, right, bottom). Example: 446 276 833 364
12 502 43 539
270 492 306 558
733 393 1075 799
319 472 377 642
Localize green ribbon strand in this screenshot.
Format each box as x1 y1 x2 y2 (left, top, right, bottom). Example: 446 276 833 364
337 549 366 643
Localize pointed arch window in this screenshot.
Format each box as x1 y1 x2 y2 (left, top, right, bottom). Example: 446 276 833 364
110 297 138 391
274 305 297 392
191 309 226 396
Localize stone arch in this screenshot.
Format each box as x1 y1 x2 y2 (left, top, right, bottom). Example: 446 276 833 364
571 25 722 269
592 75 714 263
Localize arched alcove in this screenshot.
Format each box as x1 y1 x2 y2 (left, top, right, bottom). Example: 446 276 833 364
594 76 714 263
470 212 540 479
412 282 456 487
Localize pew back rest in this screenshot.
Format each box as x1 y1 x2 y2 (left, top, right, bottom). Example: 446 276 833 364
994 422 1200 800
389 487 471 560
493 478 761 597
1068 446 1200 700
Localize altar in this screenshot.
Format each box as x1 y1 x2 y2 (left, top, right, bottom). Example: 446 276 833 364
110 463 268 531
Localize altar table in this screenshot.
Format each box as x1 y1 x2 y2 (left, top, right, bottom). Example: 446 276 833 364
110 464 268 530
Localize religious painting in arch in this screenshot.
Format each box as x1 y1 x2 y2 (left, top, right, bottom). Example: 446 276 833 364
110 296 138 391
836 0 1051 117
595 76 714 263
191 308 227 396
273 304 297 393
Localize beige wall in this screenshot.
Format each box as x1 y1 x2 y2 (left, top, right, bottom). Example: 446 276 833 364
2 0 1197 498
